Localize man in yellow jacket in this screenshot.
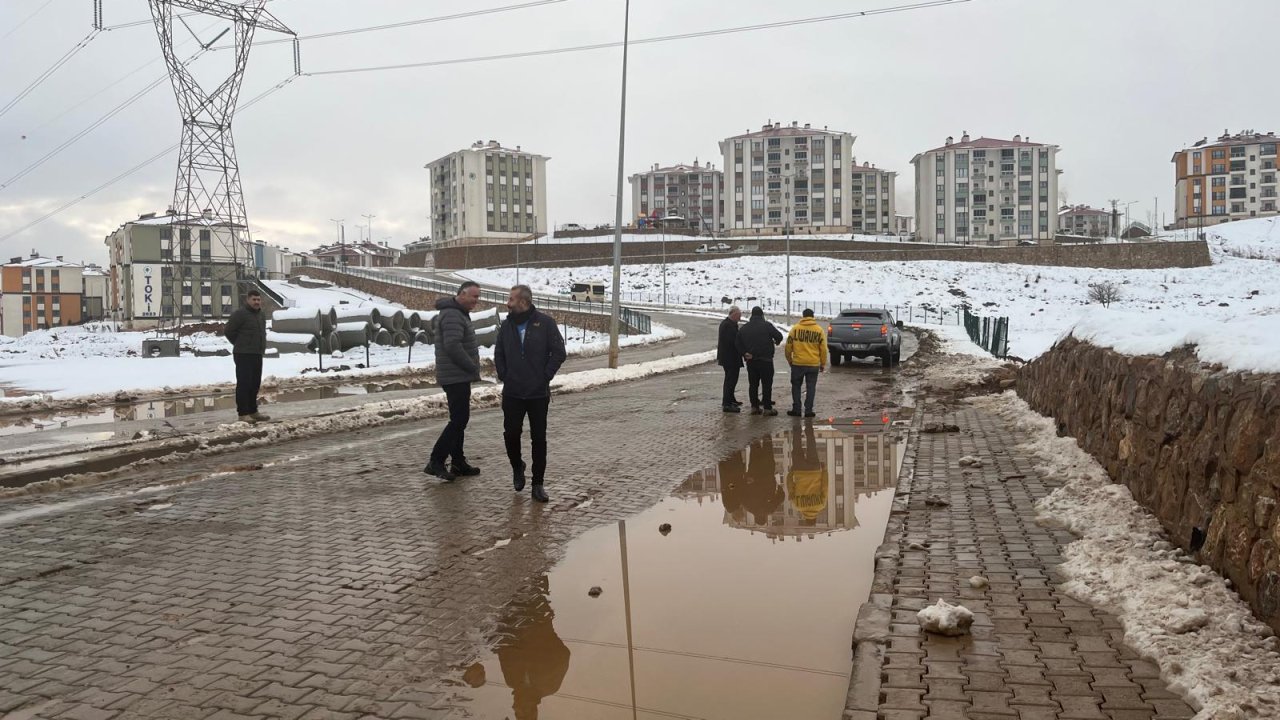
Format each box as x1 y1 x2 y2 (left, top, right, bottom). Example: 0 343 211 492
784 308 827 418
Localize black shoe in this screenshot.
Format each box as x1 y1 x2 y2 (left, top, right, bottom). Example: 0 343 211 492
804 411 817 418
763 408 778 416
451 460 481 477
531 484 549 503
787 410 802 417
750 407 762 415
513 461 527 492
722 404 741 413
423 461 456 482
731 400 743 407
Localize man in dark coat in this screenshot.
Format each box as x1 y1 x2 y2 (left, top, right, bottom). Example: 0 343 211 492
735 306 785 416
717 306 743 413
424 281 483 482
223 289 269 423
495 284 567 503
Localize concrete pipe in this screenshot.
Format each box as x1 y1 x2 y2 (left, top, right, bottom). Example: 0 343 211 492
271 308 323 335
265 330 318 354
411 330 429 346
471 307 501 330
390 330 411 347
320 307 338 334
372 328 393 346
374 305 405 331
475 324 498 349
334 321 374 351
325 331 341 355
334 306 375 325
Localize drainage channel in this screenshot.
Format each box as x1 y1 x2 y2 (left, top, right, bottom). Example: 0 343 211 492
446 414 905 720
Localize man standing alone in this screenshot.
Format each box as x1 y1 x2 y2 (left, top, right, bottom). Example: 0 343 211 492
784 308 827 418
424 281 483 482
223 288 269 423
735 306 784 416
495 284 566 503
717 306 744 413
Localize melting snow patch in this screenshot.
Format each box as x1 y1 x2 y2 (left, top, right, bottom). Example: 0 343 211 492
969 576 990 589
973 391 1280 719
917 599 974 636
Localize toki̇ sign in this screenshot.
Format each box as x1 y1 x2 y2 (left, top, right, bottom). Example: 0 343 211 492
133 265 159 317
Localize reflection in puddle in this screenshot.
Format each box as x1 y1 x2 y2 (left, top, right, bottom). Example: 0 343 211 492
452 417 902 720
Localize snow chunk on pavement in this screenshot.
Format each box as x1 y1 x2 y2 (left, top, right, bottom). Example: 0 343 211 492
917 599 974 636
974 391 1280 719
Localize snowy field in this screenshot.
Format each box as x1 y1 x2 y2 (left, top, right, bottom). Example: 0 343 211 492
467 217 1280 372
0 278 682 400
524 231 910 245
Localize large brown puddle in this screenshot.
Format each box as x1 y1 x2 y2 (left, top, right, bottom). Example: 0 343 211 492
448 417 903 719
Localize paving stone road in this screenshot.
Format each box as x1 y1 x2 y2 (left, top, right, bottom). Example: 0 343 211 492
0 352 902 719
843 397 1197 720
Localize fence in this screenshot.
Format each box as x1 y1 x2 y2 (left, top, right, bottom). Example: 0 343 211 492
304 263 653 335
963 305 1010 359
613 290 964 326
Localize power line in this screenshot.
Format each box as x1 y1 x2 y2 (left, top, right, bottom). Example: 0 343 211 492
0 76 299 243
100 0 284 31
211 0 569 50
0 0 56 41
305 0 971 76
0 29 101 120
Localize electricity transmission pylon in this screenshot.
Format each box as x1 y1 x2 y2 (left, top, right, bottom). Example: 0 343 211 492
147 0 294 324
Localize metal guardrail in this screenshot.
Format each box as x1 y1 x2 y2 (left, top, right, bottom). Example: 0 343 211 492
306 264 653 335
963 305 1010 359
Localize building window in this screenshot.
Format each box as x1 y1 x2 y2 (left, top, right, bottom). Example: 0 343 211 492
1212 149 1225 159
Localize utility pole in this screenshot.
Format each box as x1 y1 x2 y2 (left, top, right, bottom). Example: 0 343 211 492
1108 199 1120 241
329 218 344 269
362 213 375 243
606 0 631 370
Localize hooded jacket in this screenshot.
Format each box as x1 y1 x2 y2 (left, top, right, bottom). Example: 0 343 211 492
717 317 742 368
224 301 267 355
494 307 567 399
735 315 785 362
784 317 828 368
433 296 481 385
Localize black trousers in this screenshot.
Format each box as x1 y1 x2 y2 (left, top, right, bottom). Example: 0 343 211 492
503 395 551 484
721 363 741 406
233 353 263 416
430 382 472 465
745 359 776 409
790 366 820 414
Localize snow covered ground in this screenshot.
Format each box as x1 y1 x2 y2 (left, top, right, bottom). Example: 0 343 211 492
524 231 911 245
467 218 1280 372
0 277 685 400
978 391 1280 719
1163 215 1280 261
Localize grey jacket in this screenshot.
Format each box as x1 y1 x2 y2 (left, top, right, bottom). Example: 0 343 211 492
433 296 481 385
224 303 267 355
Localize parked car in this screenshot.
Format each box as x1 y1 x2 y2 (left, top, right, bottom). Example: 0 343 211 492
569 280 607 302
1017 240 1036 246
709 242 730 252
827 308 903 367
560 223 586 232
694 243 709 254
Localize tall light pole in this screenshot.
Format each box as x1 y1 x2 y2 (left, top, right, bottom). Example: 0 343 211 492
785 211 792 322
329 218 344 269
607 0 631 370
362 213 375 243
661 214 682 309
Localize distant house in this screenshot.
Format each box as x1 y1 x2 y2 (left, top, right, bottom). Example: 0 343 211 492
1121 221 1153 239
1057 205 1112 238
306 241 400 269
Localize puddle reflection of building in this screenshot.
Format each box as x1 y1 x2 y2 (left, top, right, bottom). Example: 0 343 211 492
679 423 900 540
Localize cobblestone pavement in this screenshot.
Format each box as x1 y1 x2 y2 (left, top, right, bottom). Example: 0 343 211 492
0 312 717 461
844 398 1196 720
0 356 900 719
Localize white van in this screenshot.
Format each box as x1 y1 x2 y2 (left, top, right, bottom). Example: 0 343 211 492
570 280 608 302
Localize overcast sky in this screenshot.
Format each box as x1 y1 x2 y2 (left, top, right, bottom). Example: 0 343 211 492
1 0 1278 264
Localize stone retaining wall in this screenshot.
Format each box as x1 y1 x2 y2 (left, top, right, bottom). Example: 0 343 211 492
428 238 1211 271
288 267 614 334
1017 337 1280 631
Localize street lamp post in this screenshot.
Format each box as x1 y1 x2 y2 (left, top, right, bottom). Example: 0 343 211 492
607 0 631 369
660 214 682 309
362 213 376 243
785 212 792 323
329 218 344 272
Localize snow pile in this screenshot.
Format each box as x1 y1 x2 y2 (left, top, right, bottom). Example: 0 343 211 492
976 391 1280 719
1198 216 1280 261
1070 310 1280 374
265 279 392 308
551 350 714 393
917 599 974 636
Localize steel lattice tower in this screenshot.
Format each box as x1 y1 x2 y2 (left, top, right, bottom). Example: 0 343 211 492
148 0 293 322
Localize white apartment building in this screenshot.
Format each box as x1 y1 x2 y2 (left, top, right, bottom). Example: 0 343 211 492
1172 130 1279 229
849 161 896 235
913 133 1061 245
628 161 724 233
718 121 858 236
426 140 549 247
104 211 252 328
1057 205 1112 238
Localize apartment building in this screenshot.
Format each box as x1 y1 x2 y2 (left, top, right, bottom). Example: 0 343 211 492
104 211 252 328
427 140 549 247
849 161 896 235
913 132 1061 245
1058 205 1112 238
894 215 914 238
250 241 306 279
306 241 399 269
718 121 858 236
1 254 85 337
628 161 724 233
1172 130 1279 229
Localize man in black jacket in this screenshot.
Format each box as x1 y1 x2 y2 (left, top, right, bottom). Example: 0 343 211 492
495 285 567 503
223 289 270 423
425 282 483 482
735 306 785 416
717 306 743 413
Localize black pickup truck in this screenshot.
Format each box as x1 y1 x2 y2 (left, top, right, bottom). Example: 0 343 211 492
827 308 902 366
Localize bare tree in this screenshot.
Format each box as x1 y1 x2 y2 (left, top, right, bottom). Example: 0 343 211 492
1088 281 1122 307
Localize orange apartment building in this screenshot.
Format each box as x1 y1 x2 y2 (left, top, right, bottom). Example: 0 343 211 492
1173 130 1279 230
1 254 85 338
